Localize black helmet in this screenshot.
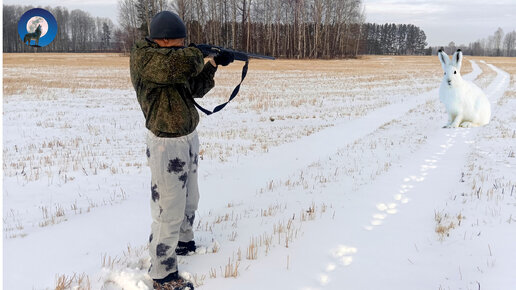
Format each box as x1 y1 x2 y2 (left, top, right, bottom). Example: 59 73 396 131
149 11 186 39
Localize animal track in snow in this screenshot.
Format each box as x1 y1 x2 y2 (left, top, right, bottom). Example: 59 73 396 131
317 245 358 286
363 129 468 232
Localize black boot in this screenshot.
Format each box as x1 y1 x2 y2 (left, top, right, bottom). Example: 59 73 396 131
175 241 196 256
153 272 194 290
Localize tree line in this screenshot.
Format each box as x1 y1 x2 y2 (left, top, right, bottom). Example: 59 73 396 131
361 23 429 55
118 0 427 57
119 0 366 58
3 1 429 58
437 28 516 57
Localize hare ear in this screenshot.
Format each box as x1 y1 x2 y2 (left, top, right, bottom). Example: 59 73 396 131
438 49 449 70
452 49 463 72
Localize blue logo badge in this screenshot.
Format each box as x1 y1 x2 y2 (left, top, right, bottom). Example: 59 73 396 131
18 8 58 47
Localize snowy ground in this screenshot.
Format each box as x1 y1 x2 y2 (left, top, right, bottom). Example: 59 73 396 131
2 55 515 290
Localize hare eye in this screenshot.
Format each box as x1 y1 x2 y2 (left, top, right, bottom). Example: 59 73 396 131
454 71 457 74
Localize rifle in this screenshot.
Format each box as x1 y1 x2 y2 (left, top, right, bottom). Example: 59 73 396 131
190 44 275 115
195 44 276 61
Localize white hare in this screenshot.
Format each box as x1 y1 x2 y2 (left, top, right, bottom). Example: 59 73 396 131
438 49 491 128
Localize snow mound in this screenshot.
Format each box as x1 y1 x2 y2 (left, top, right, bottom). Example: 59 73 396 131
97 241 219 289
101 268 153 290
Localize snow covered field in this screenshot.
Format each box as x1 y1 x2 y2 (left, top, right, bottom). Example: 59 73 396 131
2 54 515 290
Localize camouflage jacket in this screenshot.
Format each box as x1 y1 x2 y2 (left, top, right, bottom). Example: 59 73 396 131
130 39 217 137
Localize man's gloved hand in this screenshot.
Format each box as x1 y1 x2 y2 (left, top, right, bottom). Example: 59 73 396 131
214 51 234 66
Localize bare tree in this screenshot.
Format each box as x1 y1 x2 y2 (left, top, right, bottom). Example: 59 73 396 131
493 27 504 56
118 0 140 47
503 31 516 57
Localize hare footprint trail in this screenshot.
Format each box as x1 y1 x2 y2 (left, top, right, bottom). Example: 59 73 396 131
317 245 358 287
309 128 469 290
366 131 461 228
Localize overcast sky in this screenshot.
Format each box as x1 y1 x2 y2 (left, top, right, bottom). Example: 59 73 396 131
6 0 516 47
363 0 516 46
5 0 120 25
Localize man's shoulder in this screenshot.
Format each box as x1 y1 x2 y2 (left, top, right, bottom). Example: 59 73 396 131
132 39 201 58
132 39 154 52
134 39 150 48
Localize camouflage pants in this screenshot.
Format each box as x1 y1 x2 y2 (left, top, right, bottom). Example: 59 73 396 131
146 130 200 279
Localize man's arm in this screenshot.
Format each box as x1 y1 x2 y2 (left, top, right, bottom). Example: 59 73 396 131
189 58 218 98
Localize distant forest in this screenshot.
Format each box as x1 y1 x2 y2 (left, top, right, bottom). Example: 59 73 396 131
4 1 430 57
437 28 516 57
362 23 429 55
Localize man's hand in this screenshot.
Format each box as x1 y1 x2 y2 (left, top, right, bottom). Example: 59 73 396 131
214 51 234 66
189 43 234 67
207 57 216 67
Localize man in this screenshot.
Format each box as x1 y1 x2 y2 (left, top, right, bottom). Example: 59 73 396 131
130 11 234 290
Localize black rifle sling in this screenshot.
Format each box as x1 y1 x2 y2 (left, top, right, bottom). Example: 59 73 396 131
192 59 249 115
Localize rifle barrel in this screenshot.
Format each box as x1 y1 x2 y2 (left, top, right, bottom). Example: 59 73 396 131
243 52 275 60
196 44 275 61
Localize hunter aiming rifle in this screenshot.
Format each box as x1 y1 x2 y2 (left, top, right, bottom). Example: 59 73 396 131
190 43 275 115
